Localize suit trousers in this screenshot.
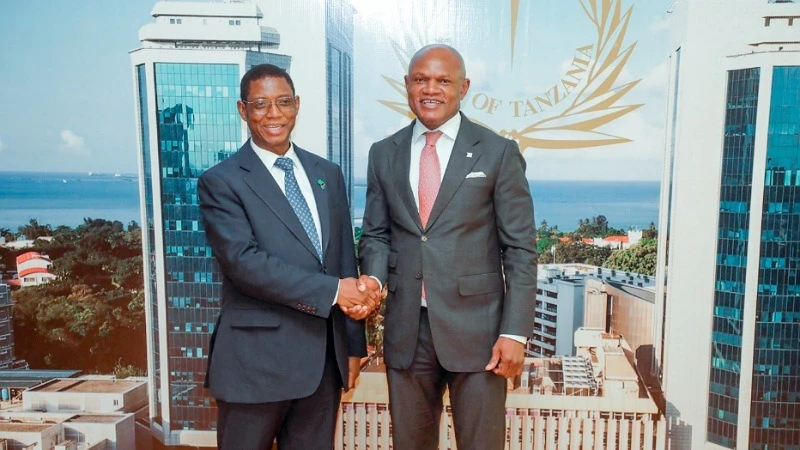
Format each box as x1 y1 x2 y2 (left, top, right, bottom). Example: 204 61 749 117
216 319 342 450
386 309 507 450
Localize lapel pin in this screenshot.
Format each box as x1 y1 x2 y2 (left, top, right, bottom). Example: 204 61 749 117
466 152 473 158
317 179 326 190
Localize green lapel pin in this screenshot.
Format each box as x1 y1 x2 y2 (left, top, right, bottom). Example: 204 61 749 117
317 179 326 190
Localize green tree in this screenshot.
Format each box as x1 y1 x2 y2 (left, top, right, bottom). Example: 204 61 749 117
0 227 14 240
642 222 658 239
17 219 52 239
10 219 146 374
551 241 613 266
603 239 658 276
573 215 626 239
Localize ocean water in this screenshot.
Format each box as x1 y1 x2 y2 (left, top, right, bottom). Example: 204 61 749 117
0 172 141 230
353 179 660 231
0 172 660 232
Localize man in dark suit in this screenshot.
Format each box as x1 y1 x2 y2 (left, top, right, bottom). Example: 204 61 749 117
198 64 376 450
359 45 538 449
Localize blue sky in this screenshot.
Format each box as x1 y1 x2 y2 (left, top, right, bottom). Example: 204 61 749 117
0 0 671 179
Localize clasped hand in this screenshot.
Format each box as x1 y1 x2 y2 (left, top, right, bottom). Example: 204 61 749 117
337 275 382 320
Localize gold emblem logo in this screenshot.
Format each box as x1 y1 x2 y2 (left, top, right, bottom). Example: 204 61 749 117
379 0 642 151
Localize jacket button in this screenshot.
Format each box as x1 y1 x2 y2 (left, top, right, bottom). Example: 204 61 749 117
415 272 422 280
421 236 428 242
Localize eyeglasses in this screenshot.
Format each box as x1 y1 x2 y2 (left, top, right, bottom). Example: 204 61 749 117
242 96 297 113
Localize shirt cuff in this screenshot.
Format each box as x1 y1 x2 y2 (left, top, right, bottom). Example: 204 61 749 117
500 334 528 345
369 275 383 292
332 280 340 305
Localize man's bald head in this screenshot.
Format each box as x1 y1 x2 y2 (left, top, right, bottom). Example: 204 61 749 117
408 44 467 79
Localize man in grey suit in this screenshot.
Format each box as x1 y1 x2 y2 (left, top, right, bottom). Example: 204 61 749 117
198 64 376 449
359 45 538 449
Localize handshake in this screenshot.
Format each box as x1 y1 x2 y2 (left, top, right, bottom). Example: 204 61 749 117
336 275 385 320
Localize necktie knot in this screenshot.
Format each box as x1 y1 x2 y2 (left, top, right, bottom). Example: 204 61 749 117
274 157 294 173
424 131 443 147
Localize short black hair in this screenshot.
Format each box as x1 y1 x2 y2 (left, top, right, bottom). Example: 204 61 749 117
240 64 295 101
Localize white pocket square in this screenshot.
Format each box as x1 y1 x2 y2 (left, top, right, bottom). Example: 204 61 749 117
465 171 486 179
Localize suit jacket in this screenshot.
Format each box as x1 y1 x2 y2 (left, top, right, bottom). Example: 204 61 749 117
198 141 366 404
359 113 537 372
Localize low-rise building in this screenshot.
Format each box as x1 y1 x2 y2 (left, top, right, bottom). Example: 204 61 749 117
24 377 147 415
16 252 56 287
0 376 146 450
1 237 53 251
0 411 133 450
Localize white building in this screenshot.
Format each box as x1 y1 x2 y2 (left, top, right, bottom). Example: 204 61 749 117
131 0 355 446
23 378 147 415
655 1 800 448
0 377 146 450
16 252 56 287
0 412 134 450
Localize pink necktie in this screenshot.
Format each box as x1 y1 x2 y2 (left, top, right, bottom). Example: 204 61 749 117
419 131 442 302
419 131 443 228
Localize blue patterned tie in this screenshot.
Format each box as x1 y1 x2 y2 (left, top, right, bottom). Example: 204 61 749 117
274 157 323 261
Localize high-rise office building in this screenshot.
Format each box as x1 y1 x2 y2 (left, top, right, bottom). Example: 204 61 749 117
655 2 800 448
130 0 354 446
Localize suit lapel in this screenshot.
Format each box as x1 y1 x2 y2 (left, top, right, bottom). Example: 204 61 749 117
239 143 321 261
389 123 424 232
295 146 330 258
425 116 482 230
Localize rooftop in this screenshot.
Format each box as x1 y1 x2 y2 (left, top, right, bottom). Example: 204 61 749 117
31 378 140 394
540 263 656 290
67 414 126 423
0 370 80 389
0 418 62 432
151 1 263 19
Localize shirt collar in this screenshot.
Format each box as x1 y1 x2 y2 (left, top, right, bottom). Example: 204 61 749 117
412 112 462 143
250 139 299 169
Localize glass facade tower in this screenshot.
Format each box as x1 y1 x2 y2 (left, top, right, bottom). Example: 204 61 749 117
708 67 760 448
707 66 800 449
326 0 355 214
153 62 240 431
750 65 800 449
